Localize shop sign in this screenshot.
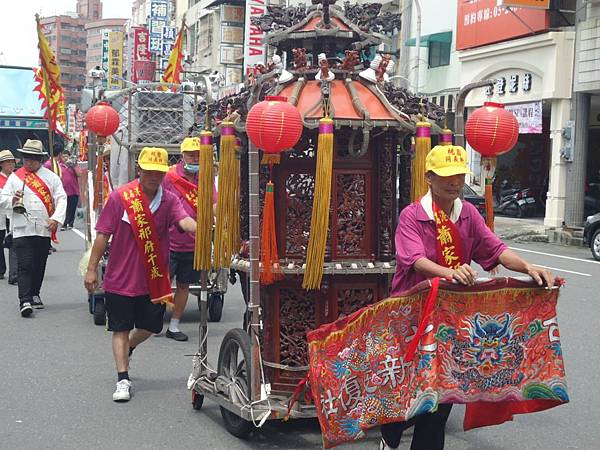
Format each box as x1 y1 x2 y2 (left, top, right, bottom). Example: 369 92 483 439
457 0 549 50
221 45 244 65
221 5 244 24
485 72 533 96
505 101 543 134
132 27 151 61
225 67 243 86
107 31 124 89
221 25 244 45
133 60 156 83
243 0 267 78
149 0 169 55
498 0 550 9
101 30 110 72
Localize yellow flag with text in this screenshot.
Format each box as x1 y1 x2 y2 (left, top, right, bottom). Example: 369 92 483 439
34 15 66 136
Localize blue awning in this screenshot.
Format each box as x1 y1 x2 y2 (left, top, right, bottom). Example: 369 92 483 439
405 31 452 47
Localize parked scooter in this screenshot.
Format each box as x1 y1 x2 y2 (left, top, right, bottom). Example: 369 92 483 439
495 187 537 218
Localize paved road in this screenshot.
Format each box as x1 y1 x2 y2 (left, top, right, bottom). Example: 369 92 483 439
0 230 598 449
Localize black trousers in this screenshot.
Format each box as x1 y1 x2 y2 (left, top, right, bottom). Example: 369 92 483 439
381 404 453 450
3 219 17 281
65 195 79 227
0 228 6 275
13 236 50 305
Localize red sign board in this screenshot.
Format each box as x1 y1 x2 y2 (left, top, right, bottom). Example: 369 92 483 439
133 60 156 83
132 27 151 61
456 0 549 50
131 27 153 83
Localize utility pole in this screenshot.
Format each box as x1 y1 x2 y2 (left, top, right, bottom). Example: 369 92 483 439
413 0 422 96
564 0 588 227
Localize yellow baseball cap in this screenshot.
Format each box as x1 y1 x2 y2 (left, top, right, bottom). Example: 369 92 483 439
425 145 472 177
138 147 169 172
180 137 201 153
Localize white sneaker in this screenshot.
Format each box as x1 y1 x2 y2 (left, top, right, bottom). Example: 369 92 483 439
112 379 132 402
378 438 397 450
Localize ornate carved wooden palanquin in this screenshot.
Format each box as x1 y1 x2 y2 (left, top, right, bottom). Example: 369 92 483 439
219 2 444 397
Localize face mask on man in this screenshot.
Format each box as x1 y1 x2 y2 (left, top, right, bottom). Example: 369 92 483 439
184 163 199 173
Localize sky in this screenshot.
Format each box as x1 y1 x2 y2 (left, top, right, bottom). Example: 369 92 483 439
0 0 131 67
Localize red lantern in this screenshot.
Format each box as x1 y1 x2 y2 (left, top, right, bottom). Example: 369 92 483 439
86 102 120 137
246 96 303 154
465 102 519 157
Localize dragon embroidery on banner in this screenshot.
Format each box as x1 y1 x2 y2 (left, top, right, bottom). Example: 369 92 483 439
438 313 530 392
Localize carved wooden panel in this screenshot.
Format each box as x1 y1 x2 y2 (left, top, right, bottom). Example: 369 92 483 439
332 171 370 258
283 173 314 258
336 287 376 318
263 276 387 393
279 288 317 368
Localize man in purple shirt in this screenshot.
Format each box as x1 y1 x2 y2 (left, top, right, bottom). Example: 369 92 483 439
43 147 80 229
58 150 80 229
380 145 554 450
84 147 196 402
161 137 213 342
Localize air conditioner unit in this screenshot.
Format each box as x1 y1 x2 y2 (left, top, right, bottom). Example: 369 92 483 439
130 91 195 146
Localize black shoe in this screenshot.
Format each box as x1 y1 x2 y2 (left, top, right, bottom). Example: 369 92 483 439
20 302 33 317
31 296 45 309
165 329 188 341
0 274 4 280
8 278 17 285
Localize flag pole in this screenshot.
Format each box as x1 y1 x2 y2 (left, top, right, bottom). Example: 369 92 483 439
36 13 54 152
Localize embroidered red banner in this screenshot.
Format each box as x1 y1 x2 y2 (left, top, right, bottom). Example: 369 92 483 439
166 167 197 210
15 167 58 243
307 278 568 448
118 180 173 304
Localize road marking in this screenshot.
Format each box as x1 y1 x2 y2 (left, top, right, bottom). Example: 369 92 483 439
71 228 86 240
531 264 591 277
508 246 600 265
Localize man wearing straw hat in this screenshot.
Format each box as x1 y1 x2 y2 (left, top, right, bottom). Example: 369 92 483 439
84 147 196 402
0 149 18 282
0 140 66 317
161 137 216 342
379 145 554 450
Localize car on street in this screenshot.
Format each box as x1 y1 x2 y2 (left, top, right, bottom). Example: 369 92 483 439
463 184 486 219
583 211 600 260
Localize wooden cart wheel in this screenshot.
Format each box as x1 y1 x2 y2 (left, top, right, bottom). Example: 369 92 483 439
217 328 253 439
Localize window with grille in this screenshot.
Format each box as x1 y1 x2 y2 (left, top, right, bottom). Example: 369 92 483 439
428 41 450 68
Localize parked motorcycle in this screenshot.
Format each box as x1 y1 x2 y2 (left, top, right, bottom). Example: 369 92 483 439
495 187 537 218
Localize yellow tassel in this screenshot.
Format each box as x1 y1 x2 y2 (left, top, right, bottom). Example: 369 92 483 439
230 139 241 261
214 122 240 268
302 117 334 290
194 130 214 271
439 127 453 146
410 121 432 202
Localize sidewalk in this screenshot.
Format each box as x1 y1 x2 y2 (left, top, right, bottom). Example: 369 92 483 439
493 215 585 247
494 216 546 241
